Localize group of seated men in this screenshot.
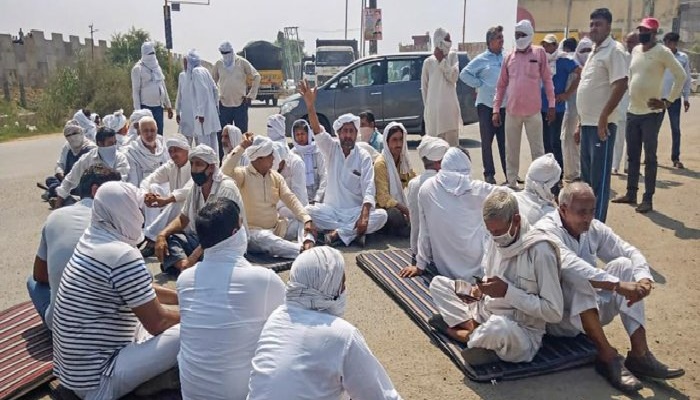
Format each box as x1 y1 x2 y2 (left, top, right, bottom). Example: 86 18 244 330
26 79 682 398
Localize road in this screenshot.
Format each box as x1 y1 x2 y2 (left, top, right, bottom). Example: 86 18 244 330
2 102 698 399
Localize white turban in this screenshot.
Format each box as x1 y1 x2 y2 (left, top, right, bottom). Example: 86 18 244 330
286 247 346 316
525 153 561 202
103 109 127 132
189 144 218 165
576 37 594 65
90 181 144 247
128 109 154 139
73 110 95 131
332 113 360 134
436 148 472 196
140 42 164 80
166 133 191 151
63 121 83 137
222 124 243 153
433 28 452 54
417 135 449 161
515 20 534 36
218 41 234 53
267 114 287 143
90 113 99 123
186 49 201 72
272 141 290 169
246 135 275 162
219 41 235 69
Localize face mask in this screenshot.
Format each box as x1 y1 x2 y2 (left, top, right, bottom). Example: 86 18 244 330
97 145 118 167
638 32 652 44
516 37 532 51
492 220 517 247
66 134 84 149
191 169 210 186
222 52 234 68
326 292 347 317
440 41 452 54
576 53 589 66
359 127 373 142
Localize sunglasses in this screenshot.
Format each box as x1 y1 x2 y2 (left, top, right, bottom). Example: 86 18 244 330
221 51 232 55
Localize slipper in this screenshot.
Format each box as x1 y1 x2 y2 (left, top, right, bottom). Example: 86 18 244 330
428 314 450 335
461 347 500 366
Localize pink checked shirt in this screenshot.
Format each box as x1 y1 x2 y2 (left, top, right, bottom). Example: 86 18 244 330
493 45 555 117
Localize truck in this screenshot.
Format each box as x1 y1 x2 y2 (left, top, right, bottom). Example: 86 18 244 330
303 60 316 87
315 39 359 86
239 41 284 106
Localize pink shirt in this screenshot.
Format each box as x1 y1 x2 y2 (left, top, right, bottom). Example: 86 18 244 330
493 45 555 117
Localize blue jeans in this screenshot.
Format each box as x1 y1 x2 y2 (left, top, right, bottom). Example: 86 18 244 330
580 124 616 223
26 275 51 326
218 102 249 160
162 232 200 276
663 99 682 162
142 105 164 135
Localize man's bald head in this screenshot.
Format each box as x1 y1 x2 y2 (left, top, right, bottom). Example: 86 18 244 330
559 182 596 238
559 181 595 206
625 32 639 52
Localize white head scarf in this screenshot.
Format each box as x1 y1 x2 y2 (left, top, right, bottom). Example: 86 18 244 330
140 41 165 81
63 121 89 154
127 109 154 139
436 147 472 196
332 113 361 134
166 133 191 151
272 141 290 171
433 28 452 54
90 113 100 124
515 20 534 51
417 135 449 161
381 122 411 205
267 114 287 143
90 181 144 246
186 49 201 74
286 247 347 317
222 124 243 155
525 153 561 203
189 144 218 165
290 119 317 186
246 135 275 162
103 109 127 132
219 41 235 70
576 37 593 66
73 110 97 141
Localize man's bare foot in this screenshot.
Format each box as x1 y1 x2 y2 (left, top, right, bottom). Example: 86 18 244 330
324 230 341 246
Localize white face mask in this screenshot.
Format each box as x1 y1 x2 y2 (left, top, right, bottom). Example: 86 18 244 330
516 37 532 51
577 53 589 66
326 292 347 317
492 220 517 247
98 145 118 167
66 134 84 149
359 127 374 142
439 40 452 54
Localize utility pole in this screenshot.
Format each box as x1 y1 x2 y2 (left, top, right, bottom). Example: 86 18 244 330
89 23 98 60
462 0 467 48
627 0 633 34
369 0 377 55
565 0 573 38
345 0 349 40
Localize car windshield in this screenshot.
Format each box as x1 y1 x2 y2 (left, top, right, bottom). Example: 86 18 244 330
304 64 315 74
316 51 354 66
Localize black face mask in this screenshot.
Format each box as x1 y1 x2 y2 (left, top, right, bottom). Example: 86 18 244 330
639 32 652 44
191 170 209 186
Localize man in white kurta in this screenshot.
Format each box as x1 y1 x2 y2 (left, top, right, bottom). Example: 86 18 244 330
299 81 388 247
534 182 684 392
399 135 449 276
131 42 173 136
514 153 561 226
176 49 221 156
247 247 402 400
177 198 285 400
140 134 193 256
266 114 287 144
123 117 169 187
273 141 308 231
421 28 461 146
415 148 495 280
429 190 563 363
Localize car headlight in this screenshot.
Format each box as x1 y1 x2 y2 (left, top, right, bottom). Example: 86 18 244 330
280 100 299 115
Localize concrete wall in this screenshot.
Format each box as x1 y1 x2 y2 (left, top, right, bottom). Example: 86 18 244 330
0 30 109 88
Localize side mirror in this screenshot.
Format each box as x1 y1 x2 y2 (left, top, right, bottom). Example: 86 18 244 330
338 76 351 89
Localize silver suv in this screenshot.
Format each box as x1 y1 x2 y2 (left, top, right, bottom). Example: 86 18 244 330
280 52 478 135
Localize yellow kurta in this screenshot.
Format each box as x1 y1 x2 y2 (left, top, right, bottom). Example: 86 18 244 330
373 154 416 209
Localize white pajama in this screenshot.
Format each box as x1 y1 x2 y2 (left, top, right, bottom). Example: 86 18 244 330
248 228 302 259
306 204 387 246
144 202 183 242
561 107 581 181
612 114 627 171
143 183 171 236
505 113 545 186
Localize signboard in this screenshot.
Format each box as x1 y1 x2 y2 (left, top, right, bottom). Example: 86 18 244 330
364 8 382 41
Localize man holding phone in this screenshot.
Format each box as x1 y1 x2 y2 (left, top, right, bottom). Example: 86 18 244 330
428 190 563 364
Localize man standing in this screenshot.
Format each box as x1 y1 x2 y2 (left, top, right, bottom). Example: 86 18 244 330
612 33 639 175
131 42 173 136
493 20 555 189
213 41 261 160
176 49 221 156
421 28 461 146
576 8 628 222
661 32 691 169
460 25 507 184
612 18 686 213
540 33 581 185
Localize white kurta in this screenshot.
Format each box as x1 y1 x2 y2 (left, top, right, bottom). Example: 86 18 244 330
177 248 285 400
247 305 402 400
533 211 653 336
141 160 193 241
55 142 96 175
407 169 437 258
124 137 169 187
277 152 308 239
514 190 556 226
290 147 327 203
180 171 246 233
421 53 461 137
416 177 495 279
175 68 221 154
55 148 130 199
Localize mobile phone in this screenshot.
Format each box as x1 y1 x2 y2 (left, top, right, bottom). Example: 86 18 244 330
473 275 484 284
454 280 478 302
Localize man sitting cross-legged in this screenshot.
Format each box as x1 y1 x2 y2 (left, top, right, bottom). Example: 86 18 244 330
513 153 561 226
221 134 316 258
177 198 285 400
429 190 563 364
535 182 684 393
298 80 388 247
155 144 246 275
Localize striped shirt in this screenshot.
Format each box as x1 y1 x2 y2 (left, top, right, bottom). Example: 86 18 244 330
52 229 155 391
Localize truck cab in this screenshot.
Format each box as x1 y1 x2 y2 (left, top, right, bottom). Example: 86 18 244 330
303 61 316 87
315 46 355 86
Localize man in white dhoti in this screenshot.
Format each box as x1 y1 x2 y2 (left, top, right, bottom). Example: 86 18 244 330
374 122 416 238
131 42 173 136
124 117 168 187
155 145 245 275
400 135 449 277
290 119 327 204
54 127 130 208
177 198 285 400
535 182 684 392
266 114 287 144
139 134 192 258
514 153 561 225
297 81 388 247
421 28 461 146
413 147 495 279
247 247 403 400
222 135 315 259
428 190 563 364
176 49 221 155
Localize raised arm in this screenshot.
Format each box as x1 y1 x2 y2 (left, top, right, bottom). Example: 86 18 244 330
440 52 460 84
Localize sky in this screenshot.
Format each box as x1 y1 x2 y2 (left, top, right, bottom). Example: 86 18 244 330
0 0 517 62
